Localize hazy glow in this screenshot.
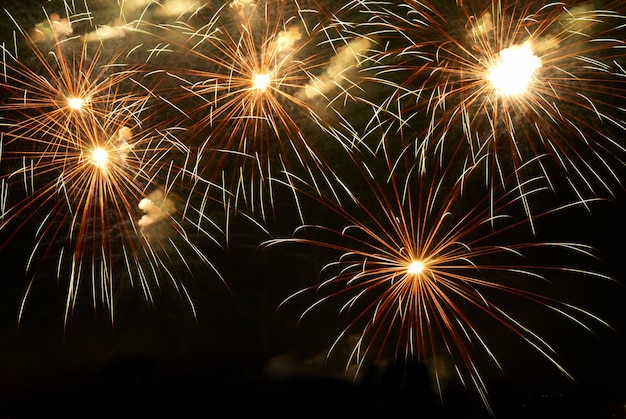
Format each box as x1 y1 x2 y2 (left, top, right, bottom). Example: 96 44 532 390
407 260 425 275
303 37 372 99
138 189 177 228
252 73 271 91
487 43 541 96
230 0 254 7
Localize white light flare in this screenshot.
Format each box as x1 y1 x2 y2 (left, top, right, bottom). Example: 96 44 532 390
67 96 86 110
407 260 425 275
91 147 109 169
252 73 271 91
487 43 542 96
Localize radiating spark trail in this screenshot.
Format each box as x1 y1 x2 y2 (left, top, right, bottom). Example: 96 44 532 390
265 147 611 415
0 4 230 325
351 0 626 217
140 0 368 222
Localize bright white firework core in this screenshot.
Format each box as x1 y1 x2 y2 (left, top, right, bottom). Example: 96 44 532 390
487 43 541 96
67 97 85 110
407 260 425 275
91 147 109 168
253 73 271 91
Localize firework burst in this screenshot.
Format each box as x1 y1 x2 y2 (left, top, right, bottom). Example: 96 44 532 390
353 0 626 216
0 1 623 415
0 6 228 326
265 148 611 414
138 0 373 222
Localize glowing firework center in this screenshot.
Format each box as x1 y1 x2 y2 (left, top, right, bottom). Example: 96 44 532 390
407 260 425 275
91 147 109 169
486 43 541 96
87 127 134 171
252 73 271 91
67 96 86 110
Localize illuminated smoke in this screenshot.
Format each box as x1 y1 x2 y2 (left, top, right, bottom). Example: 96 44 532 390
138 189 177 227
302 37 372 99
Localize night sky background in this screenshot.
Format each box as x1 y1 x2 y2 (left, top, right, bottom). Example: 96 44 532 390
1 0 626 418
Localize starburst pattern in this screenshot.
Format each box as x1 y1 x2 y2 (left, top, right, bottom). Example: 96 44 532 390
353 0 626 212
267 150 611 413
0 1 624 415
138 0 371 220
0 6 228 325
